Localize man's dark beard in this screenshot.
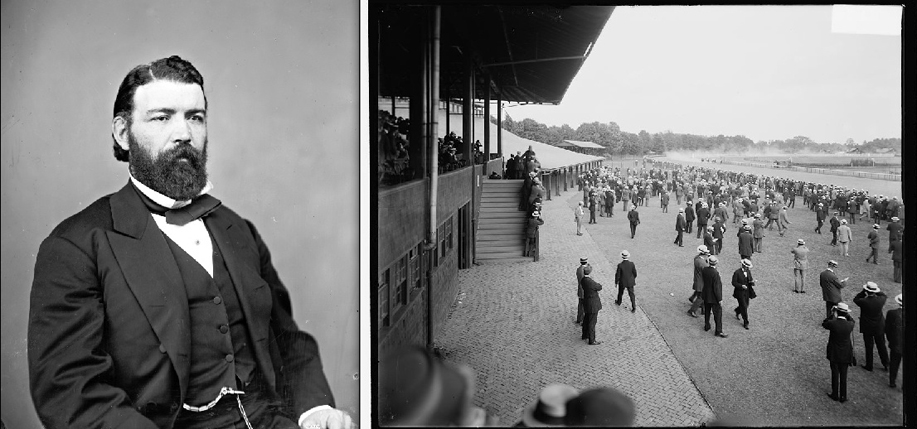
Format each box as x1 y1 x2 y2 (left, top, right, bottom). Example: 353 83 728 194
129 134 208 201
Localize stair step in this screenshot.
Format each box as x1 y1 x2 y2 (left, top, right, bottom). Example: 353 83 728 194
477 246 525 254
477 233 524 241
476 256 532 263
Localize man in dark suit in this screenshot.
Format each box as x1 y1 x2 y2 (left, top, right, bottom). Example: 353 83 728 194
829 212 841 246
703 225 717 255
853 282 889 372
822 303 855 403
701 256 728 337
819 260 848 320
581 266 603 345
885 294 902 388
684 202 695 234
711 216 726 255
889 230 902 283
866 224 881 264
737 225 754 260
695 203 710 239
575 258 589 325
27 56 349 429
627 204 640 239
815 203 827 234
615 250 638 313
731 259 754 330
674 208 686 247
688 245 709 318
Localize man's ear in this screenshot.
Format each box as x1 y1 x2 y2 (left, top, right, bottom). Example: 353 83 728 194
112 115 130 151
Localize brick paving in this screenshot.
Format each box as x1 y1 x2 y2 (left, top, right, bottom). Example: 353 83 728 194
434 184 716 426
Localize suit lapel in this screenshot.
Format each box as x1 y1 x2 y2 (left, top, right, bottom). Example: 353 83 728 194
205 212 274 383
107 183 191 397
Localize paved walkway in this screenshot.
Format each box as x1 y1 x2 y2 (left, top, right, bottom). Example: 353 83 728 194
434 185 716 426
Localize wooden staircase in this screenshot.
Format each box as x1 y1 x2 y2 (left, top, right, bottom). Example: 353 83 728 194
475 179 530 263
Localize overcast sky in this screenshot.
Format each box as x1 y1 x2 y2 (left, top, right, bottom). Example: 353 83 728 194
505 5 901 144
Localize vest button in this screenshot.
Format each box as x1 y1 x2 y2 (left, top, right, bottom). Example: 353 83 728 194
219 325 229 334
213 296 223 305
159 344 167 353
225 354 234 363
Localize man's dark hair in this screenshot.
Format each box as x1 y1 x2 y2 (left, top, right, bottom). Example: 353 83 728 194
111 55 206 162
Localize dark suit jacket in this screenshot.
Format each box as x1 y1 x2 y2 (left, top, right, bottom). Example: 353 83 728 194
615 260 637 288
685 206 695 222
693 255 708 292
701 266 723 303
885 308 902 353
819 269 845 303
731 267 754 299
675 214 686 232
822 316 855 363
853 291 887 335
737 231 754 256
696 207 710 225
581 276 603 313
28 183 333 429
627 209 640 225
867 230 880 248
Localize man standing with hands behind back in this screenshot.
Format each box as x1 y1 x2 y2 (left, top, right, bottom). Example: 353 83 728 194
819 260 848 320
575 257 589 325
27 56 351 429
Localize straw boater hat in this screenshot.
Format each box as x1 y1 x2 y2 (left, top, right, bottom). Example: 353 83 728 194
863 282 880 293
892 216 900 222
834 302 851 313
580 257 588 264
828 260 838 267
522 384 580 427
895 294 902 306
873 224 880 230
707 255 718 265
679 208 685 213
621 250 630 259
741 259 753 268
697 245 709 254
797 239 805 245
841 219 847 224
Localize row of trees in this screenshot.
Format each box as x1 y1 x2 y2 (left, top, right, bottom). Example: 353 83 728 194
494 114 901 156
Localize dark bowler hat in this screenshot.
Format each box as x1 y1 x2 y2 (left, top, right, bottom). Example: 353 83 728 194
379 346 469 425
563 387 635 426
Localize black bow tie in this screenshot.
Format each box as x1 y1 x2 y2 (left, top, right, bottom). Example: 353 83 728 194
133 183 221 226
165 194 222 226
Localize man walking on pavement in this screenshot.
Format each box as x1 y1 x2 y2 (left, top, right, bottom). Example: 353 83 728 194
791 239 810 293
627 204 640 239
701 255 728 337
574 202 585 236
580 266 603 346
615 250 638 313
674 207 686 247
853 282 889 372
819 260 848 320
688 245 710 318
867 224 880 264
575 258 589 325
886 294 903 388
731 259 755 330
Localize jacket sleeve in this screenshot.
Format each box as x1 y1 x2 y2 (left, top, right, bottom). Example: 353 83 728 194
29 235 159 429
247 221 336 417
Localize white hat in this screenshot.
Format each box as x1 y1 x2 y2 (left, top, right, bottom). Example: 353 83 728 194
797 239 805 245
741 259 753 268
834 302 850 313
522 383 580 427
707 255 718 265
621 250 630 259
863 282 880 293
895 294 902 306
697 245 709 254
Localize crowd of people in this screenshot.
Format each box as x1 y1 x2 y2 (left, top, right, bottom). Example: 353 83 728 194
569 159 904 403
378 110 412 185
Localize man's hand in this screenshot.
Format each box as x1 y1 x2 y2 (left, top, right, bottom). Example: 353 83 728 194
300 409 354 429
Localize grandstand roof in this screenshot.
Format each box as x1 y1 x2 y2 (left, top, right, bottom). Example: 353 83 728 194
562 139 605 149
375 5 615 104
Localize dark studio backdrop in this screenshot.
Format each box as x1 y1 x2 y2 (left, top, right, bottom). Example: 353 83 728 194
0 1 360 427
